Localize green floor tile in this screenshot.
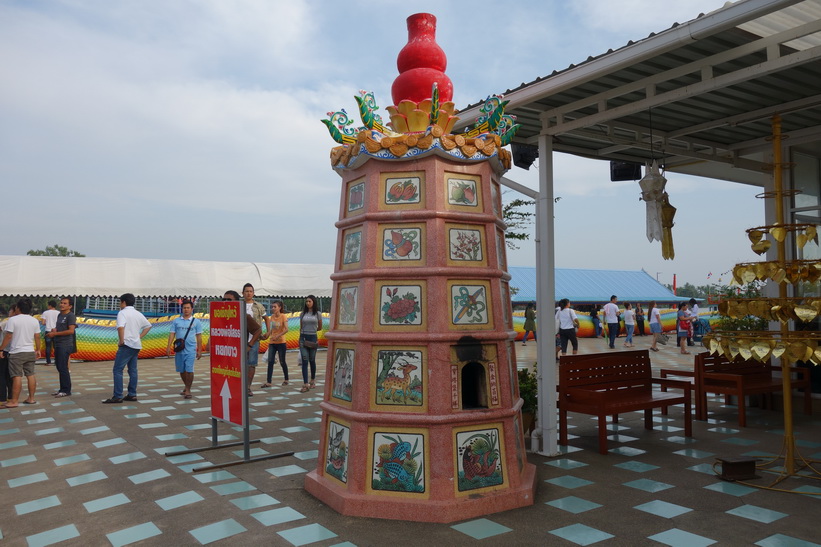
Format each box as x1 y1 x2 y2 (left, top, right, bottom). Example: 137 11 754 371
107 522 162 546
727 504 788 524
648 528 716 547
230 493 279 510
193 470 236 483
1 454 36 467
278 523 338 546
251 506 305 526
54 453 90 466
211 481 256 495
67 471 107 486
15 495 61 515
546 458 588 470
110 451 146 464
0 439 28 450
93 437 126 448
615 461 659 472
635 500 692 518
624 478 675 493
43 440 77 450
265 464 307 477
84 493 130 513
189 518 247 544
704 481 757 496
550 523 613 546
26 524 80 547
34 427 65 436
755 533 821 547
156 490 204 510
80 425 110 435
129 468 171 484
9 472 48 488
546 475 594 489
546 496 602 514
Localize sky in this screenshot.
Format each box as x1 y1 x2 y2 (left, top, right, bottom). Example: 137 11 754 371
0 0 764 288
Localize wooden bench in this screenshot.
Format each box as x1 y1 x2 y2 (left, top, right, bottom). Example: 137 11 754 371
695 353 812 426
558 350 692 454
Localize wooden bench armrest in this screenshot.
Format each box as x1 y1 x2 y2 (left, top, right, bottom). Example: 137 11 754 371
652 378 692 395
658 368 694 378
702 372 746 383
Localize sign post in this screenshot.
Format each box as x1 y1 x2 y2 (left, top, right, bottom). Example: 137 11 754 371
165 300 292 470
209 300 246 427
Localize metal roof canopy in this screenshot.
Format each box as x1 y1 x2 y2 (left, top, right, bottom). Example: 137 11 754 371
508 267 689 304
457 0 821 186
454 0 821 458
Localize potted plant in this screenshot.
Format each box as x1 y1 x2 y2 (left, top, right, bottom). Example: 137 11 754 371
518 367 538 436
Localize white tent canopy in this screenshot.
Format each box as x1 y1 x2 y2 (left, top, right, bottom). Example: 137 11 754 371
0 255 334 298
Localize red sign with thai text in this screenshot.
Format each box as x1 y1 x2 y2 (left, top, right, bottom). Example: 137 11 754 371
209 301 244 426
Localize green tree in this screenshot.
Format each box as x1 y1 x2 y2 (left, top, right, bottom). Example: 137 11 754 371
27 244 85 257
664 282 713 298
502 196 562 250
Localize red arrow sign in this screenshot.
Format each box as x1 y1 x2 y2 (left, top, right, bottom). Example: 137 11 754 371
209 301 244 425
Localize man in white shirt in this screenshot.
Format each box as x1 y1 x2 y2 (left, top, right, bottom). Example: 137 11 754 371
103 293 151 404
0 298 42 408
40 300 59 365
603 295 620 349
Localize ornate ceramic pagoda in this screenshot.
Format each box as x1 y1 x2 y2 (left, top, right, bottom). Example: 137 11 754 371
304 13 537 522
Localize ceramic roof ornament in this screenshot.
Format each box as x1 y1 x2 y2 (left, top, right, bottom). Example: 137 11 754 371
321 13 519 172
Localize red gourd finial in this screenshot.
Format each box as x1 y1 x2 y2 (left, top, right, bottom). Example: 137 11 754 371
391 13 453 105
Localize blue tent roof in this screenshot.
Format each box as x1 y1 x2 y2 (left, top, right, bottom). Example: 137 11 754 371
508 267 689 304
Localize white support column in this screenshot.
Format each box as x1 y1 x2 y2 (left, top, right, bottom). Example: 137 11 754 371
535 133 558 456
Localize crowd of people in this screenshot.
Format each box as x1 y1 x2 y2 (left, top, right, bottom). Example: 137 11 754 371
518 296 705 359
0 286 324 409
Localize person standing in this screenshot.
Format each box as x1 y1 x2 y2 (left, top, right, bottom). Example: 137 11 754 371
165 299 202 399
262 299 290 388
40 300 59 365
103 293 151 404
299 295 322 393
522 302 537 345
222 290 262 396
0 305 17 405
47 297 76 397
677 302 694 355
590 304 602 338
555 299 580 355
623 302 635 348
242 283 269 395
635 304 646 336
0 298 42 408
648 300 662 352
687 297 699 346
603 295 620 349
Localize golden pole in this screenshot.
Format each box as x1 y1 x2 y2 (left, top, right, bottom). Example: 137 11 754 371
772 114 795 475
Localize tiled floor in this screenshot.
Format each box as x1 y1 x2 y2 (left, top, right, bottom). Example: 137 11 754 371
0 338 819 546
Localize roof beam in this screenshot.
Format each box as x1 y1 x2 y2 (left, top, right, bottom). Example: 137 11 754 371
542 18 821 124
541 43 821 135
666 93 821 139
455 0 801 126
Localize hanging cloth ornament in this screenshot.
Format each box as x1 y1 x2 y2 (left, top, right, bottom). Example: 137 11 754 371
660 193 676 260
639 160 666 243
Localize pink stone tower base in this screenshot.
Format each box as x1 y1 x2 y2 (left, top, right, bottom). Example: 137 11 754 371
304 152 537 522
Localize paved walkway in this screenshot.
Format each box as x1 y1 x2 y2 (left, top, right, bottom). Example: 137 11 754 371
1 338 819 546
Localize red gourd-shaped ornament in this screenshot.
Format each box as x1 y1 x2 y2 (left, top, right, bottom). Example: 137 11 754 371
391 13 453 104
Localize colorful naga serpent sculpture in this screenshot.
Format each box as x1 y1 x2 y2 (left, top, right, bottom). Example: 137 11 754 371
37 309 715 362
41 312 330 362
511 309 719 341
